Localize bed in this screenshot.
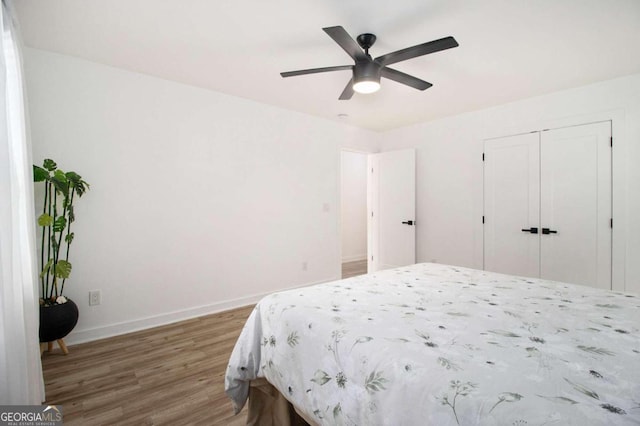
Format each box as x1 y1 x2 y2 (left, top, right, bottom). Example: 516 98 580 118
225 263 640 425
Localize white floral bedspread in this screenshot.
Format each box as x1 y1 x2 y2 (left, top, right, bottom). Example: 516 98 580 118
225 263 640 425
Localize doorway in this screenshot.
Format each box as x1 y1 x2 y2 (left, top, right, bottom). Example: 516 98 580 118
341 150 368 278
341 148 417 278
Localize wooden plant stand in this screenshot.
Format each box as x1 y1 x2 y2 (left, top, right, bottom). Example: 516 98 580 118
40 339 69 355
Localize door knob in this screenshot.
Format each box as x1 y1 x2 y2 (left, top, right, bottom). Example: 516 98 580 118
402 220 414 226
521 227 538 234
542 228 557 234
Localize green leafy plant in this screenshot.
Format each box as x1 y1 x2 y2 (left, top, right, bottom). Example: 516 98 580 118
33 159 89 305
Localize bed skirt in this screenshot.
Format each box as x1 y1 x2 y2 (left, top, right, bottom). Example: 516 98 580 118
246 378 316 426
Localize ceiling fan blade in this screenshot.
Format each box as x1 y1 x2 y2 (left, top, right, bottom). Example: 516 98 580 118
339 79 354 100
280 65 353 78
376 36 458 66
381 67 432 90
323 26 368 61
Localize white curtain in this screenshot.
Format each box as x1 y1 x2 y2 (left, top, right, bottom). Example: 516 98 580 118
0 0 45 404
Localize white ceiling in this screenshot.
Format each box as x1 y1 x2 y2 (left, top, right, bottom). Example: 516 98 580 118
13 0 640 132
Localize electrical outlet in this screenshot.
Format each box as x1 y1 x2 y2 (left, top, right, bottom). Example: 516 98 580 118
89 290 101 306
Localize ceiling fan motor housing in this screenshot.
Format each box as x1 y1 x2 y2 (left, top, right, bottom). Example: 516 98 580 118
354 60 381 83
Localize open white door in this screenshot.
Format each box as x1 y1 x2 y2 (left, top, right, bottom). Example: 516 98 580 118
368 149 416 272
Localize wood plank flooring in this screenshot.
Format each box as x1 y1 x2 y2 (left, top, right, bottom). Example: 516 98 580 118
341 259 367 278
41 305 254 425
41 262 366 425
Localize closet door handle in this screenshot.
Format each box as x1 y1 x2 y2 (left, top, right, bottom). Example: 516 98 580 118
402 220 414 226
542 228 557 234
521 227 538 234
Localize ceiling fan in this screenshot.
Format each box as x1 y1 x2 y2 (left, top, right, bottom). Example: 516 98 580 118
280 26 459 100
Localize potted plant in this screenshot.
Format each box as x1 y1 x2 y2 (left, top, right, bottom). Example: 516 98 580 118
33 159 89 348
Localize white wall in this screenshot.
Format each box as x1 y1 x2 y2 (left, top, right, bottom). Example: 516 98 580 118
25 48 378 344
379 73 640 294
25 46 640 346
340 151 368 262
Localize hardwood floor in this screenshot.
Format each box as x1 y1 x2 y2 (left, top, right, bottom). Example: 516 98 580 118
41 305 254 425
341 259 367 278
41 264 366 425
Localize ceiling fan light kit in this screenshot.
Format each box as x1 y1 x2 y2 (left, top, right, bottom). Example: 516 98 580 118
353 61 381 94
280 26 458 100
353 80 380 94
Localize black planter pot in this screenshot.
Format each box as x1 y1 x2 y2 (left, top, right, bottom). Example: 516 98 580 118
39 299 79 342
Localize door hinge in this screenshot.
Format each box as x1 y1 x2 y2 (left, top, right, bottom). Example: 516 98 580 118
371 211 374 218
610 137 613 147
371 255 374 261
482 215 485 224
371 167 374 173
610 218 613 229
482 153 485 161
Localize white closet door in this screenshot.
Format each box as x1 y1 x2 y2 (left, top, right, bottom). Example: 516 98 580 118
484 133 540 278
540 122 611 289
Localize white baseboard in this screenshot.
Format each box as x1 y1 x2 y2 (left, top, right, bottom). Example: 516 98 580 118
65 276 340 346
341 254 367 263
